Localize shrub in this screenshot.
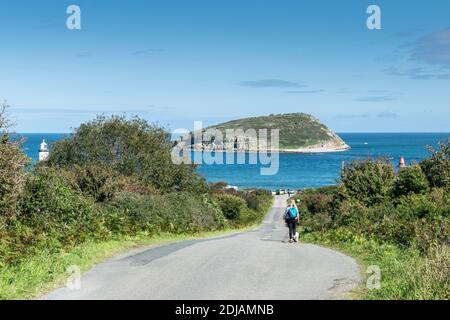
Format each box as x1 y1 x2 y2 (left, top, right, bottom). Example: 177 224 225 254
302 185 338 196
104 192 227 234
413 217 450 253
214 194 246 220
213 188 271 212
238 207 263 226
332 199 373 228
209 189 270 212
375 215 417 247
48 115 207 193
427 188 450 214
209 181 229 192
301 193 334 214
114 175 158 196
251 188 272 197
159 192 226 233
0 104 30 217
396 193 441 219
0 139 29 217
241 192 258 211
19 168 104 246
299 143 450 299
72 163 117 202
301 212 333 232
218 191 272 226
393 164 429 197
420 142 450 188
102 192 161 234
339 158 396 206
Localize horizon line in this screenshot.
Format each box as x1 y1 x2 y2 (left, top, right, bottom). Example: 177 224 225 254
12 131 450 135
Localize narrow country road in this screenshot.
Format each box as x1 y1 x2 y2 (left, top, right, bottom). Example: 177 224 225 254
44 195 361 300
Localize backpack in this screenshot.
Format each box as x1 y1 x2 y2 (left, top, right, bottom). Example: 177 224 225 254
287 207 298 219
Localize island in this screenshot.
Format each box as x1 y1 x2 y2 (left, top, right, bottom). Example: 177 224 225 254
178 113 350 153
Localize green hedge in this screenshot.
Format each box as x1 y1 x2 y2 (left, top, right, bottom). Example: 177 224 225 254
214 194 246 220
298 145 450 299
104 192 227 234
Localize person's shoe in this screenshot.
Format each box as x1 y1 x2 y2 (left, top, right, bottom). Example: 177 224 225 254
288 239 293 243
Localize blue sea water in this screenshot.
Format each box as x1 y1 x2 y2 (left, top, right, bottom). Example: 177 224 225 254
15 133 71 161
18 133 450 190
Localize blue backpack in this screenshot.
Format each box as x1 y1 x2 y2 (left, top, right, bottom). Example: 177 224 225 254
287 207 298 219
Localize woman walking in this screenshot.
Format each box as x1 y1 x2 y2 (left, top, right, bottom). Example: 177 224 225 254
285 200 299 243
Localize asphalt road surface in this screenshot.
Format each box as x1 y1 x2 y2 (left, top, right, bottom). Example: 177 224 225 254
44 195 361 300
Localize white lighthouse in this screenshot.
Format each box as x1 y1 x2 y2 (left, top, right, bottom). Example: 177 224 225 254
39 139 49 162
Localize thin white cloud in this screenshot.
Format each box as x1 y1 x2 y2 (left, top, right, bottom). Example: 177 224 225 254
412 27 450 65
131 49 164 56
377 111 398 118
285 90 325 94
385 67 450 80
357 96 398 102
238 79 304 88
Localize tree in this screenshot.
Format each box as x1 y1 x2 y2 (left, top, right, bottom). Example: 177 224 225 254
0 102 30 217
393 164 429 197
420 142 450 189
0 101 14 134
339 158 395 206
48 115 207 193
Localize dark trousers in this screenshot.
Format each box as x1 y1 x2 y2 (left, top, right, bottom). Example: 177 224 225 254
287 219 297 239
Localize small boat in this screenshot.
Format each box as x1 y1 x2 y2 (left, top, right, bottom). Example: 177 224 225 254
364 142 368 145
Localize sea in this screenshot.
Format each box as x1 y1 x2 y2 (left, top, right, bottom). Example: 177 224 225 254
17 133 450 191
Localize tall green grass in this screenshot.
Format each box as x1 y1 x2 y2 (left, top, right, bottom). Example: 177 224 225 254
303 230 450 300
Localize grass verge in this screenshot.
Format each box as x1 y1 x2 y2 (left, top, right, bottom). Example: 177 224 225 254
1 198 273 300
302 230 450 300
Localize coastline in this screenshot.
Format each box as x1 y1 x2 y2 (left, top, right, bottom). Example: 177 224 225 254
278 144 351 153
183 144 351 154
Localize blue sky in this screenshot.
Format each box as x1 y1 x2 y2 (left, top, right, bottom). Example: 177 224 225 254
0 0 449 133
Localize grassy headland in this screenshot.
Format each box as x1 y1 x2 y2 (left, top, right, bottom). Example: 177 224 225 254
186 113 349 152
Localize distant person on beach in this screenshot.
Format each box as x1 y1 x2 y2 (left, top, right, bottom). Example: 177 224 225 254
285 200 299 243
